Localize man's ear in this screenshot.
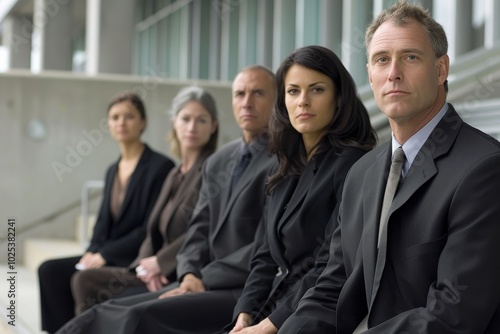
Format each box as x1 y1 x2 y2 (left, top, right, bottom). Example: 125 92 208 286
436 54 449 86
366 63 373 87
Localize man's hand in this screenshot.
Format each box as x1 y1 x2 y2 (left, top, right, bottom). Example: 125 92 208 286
229 313 253 333
230 315 277 334
159 273 205 299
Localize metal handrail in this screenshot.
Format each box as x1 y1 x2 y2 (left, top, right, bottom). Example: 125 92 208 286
0 198 85 243
80 180 104 250
456 98 500 140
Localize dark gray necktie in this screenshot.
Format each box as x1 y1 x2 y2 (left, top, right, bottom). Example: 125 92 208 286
358 148 406 333
231 144 252 193
378 147 405 248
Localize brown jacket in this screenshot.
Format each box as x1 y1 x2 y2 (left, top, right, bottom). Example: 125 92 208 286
128 151 210 279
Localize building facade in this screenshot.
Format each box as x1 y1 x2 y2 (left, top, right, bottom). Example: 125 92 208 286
2 0 500 85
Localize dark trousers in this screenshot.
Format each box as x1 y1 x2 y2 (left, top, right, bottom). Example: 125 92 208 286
56 283 242 334
38 256 81 333
39 257 150 333
71 266 148 314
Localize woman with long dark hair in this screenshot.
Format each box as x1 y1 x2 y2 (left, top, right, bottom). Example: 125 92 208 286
229 45 376 334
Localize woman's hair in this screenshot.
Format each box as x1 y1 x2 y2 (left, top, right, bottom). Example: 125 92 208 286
267 45 377 193
168 86 219 158
107 92 147 120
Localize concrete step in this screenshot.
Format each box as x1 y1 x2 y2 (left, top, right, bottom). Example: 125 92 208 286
0 264 44 334
4 212 99 333
23 213 97 273
24 238 83 273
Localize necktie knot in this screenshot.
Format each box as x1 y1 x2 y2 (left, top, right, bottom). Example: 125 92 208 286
241 144 252 160
231 144 252 193
392 147 405 165
237 145 252 170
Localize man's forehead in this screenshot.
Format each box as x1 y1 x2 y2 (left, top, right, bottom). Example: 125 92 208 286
368 20 433 58
233 70 271 88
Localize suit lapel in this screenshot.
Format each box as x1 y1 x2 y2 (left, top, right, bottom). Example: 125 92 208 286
117 145 150 222
268 176 296 231
368 107 463 311
149 167 178 231
277 156 318 231
392 107 462 213
264 175 298 262
165 152 208 228
145 153 208 252
397 106 461 205
102 162 118 223
213 140 247 238
277 176 306 231
361 144 391 304
221 144 241 208
140 170 175 254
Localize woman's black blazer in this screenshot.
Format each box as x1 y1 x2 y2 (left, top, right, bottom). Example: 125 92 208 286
86 144 174 267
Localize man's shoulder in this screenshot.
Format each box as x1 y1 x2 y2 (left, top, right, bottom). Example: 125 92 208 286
440 104 500 155
459 122 500 153
207 139 242 163
351 142 388 168
207 137 274 166
203 139 243 174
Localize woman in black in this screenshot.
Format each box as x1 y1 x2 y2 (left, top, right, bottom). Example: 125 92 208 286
229 45 377 334
38 92 174 333
69 86 219 313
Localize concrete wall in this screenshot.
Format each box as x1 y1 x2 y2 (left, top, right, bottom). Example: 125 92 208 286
0 70 236 263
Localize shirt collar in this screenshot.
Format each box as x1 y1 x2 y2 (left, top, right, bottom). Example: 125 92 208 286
242 133 268 157
392 103 449 176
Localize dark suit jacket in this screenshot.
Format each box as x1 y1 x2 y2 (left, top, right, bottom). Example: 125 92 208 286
232 146 367 328
279 105 500 333
87 144 174 267
128 151 211 280
176 137 276 290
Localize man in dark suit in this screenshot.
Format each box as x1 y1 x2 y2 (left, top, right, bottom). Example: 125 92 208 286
56 65 277 334
279 2 500 333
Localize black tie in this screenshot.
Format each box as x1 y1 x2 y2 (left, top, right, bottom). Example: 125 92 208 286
231 144 252 193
